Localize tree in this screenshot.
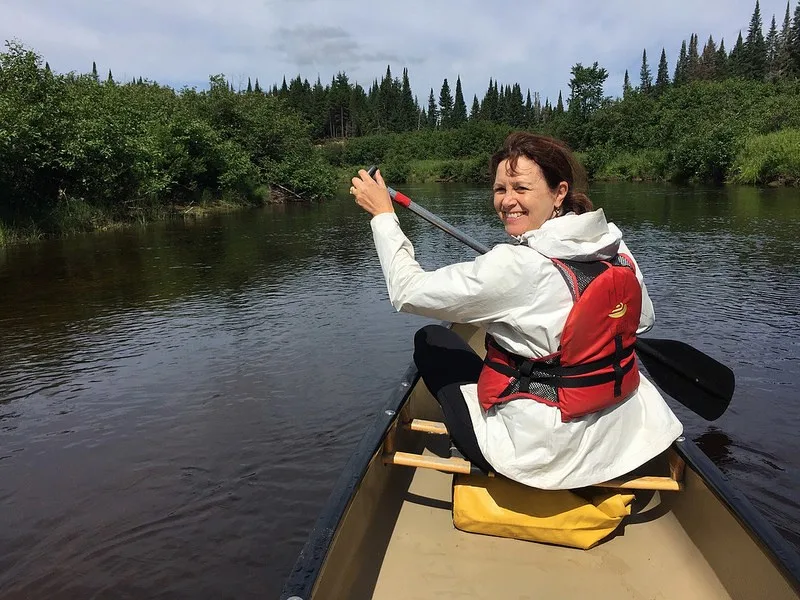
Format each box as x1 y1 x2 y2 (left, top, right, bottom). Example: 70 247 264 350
766 14 779 79
776 1 793 77
254 78 262 94
655 48 670 93
470 94 480 120
246 77 253 93
729 31 748 77
674 40 688 85
639 49 653 92
716 38 729 79
480 78 499 122
438 78 454 128
623 69 632 97
106 69 114 85
744 0 767 79
426 88 438 128
700 36 718 79
400 68 417 131
452 76 468 127
91 60 98 82
687 34 700 80
555 90 564 114
790 0 800 77
567 62 608 120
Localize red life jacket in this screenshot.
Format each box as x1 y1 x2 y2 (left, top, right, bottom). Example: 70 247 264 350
476 254 642 422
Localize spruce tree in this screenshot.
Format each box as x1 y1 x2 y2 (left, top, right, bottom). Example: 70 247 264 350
524 90 533 125
655 48 670 92
254 78 262 93
639 49 653 92
623 69 632 97
716 39 728 79
790 0 800 77
427 88 438 128
700 36 718 79
400 68 417 131
44 61 51 73
91 61 98 81
438 78 454 128
106 69 114 85
744 0 767 79
776 1 793 78
766 14 779 79
470 94 480 120
556 91 564 113
674 40 688 85
452 76 468 127
247 77 253 93
687 34 700 80
729 31 747 77
480 78 497 121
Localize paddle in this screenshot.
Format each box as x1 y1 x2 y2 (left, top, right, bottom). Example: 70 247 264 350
363 166 735 421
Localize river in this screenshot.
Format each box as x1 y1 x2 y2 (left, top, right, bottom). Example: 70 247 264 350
1 182 798 599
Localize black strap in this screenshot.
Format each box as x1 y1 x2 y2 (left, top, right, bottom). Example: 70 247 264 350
485 344 635 378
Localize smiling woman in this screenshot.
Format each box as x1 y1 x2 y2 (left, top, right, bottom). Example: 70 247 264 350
351 130 683 490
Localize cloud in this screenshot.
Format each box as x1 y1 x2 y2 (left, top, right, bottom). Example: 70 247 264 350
0 0 788 102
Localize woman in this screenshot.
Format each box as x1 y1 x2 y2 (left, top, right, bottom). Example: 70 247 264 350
350 132 682 490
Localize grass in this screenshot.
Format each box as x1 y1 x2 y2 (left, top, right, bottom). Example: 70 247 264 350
729 129 800 185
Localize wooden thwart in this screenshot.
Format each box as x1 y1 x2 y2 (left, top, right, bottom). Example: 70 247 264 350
388 420 685 491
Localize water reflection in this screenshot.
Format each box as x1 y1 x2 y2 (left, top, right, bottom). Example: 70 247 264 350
1 182 799 598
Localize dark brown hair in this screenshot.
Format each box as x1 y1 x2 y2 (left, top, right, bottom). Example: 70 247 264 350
489 132 593 215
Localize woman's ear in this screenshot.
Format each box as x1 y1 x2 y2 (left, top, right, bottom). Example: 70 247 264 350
555 181 569 207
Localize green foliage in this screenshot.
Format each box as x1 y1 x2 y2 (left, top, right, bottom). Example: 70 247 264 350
0 41 333 242
730 128 800 184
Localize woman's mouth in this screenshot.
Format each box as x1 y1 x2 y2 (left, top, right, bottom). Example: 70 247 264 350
503 211 527 221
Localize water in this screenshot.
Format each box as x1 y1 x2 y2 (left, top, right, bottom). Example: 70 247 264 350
1 183 798 599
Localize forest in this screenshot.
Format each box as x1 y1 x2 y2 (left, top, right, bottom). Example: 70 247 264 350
1 0 799 244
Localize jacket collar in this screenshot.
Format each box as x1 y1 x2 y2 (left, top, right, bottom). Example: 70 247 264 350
516 209 622 261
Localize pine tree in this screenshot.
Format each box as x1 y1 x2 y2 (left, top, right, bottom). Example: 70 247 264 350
452 76 468 126
729 31 747 77
137 76 143 85
674 40 688 85
790 0 800 77
400 68 417 131
524 90 533 125
247 77 253 93
480 78 498 121
556 91 564 114
776 1 793 78
427 88 438 128
716 38 729 78
655 48 670 92
700 36 718 79
744 0 767 79
470 94 480 120
44 61 51 73
91 61 98 81
106 69 114 85
639 49 653 92
254 78 262 93
687 34 700 80
438 78 454 128
766 14 779 79
623 69 632 97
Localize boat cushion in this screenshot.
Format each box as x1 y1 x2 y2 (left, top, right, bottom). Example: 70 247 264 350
453 474 634 550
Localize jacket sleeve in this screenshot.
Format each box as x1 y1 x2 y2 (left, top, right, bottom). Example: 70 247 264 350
370 212 531 324
617 240 655 334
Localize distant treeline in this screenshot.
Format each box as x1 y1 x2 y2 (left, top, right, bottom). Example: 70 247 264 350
1 0 799 245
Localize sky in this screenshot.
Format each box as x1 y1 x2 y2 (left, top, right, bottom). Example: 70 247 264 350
0 0 793 105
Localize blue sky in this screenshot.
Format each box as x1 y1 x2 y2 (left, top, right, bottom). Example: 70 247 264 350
0 0 792 104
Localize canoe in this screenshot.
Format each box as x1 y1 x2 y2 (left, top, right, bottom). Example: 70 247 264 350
281 323 800 600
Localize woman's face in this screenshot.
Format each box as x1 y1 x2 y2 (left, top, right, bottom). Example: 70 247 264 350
493 157 568 237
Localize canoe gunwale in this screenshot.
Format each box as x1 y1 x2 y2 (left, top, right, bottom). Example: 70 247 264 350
675 437 800 595
279 359 420 600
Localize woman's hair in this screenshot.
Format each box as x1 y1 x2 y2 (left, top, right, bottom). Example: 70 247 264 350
489 132 593 215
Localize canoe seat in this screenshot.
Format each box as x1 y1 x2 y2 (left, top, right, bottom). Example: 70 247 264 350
383 419 685 492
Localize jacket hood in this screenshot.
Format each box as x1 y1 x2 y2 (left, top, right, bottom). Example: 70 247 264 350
517 208 622 261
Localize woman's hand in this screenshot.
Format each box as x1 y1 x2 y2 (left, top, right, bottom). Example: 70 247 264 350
350 169 394 217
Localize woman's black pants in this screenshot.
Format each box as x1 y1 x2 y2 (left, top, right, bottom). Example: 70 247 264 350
412 324 494 474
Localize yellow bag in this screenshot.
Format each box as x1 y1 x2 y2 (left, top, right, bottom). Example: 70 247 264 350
452 474 635 550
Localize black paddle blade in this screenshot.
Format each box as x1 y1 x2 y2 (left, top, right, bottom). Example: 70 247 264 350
634 338 735 421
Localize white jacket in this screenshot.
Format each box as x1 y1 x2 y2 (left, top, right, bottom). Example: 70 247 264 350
370 208 683 489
